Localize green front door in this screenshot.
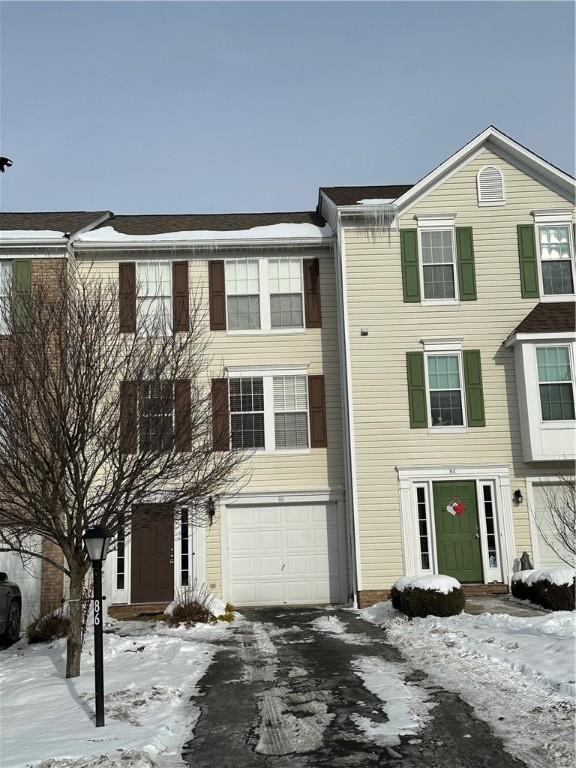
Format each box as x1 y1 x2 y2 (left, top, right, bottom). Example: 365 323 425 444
433 481 483 582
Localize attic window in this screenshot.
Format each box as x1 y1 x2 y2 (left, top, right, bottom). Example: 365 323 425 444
477 166 505 206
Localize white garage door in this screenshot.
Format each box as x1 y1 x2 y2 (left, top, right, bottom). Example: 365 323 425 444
227 502 347 606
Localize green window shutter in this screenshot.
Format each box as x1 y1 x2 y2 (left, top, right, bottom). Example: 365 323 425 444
12 260 32 333
456 227 477 301
517 225 540 298
406 351 427 428
463 350 485 427
400 229 421 303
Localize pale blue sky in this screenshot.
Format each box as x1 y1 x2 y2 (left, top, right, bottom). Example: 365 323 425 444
1 1 574 214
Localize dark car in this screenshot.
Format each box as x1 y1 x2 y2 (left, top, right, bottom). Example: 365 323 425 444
0 572 22 644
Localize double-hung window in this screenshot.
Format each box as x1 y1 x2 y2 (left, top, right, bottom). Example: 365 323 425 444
269 259 304 329
273 376 309 448
229 377 265 448
137 262 172 334
139 381 174 452
226 260 260 330
426 354 465 427
224 259 305 332
0 261 11 335
228 373 310 451
536 346 575 421
537 225 575 297
420 229 457 300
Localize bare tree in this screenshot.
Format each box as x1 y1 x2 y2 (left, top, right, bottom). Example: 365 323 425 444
0 261 248 677
531 476 576 567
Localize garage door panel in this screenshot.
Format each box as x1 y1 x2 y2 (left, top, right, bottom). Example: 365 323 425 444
227 502 346 606
257 530 282 551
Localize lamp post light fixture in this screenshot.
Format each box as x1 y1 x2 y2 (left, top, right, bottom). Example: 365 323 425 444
83 525 110 728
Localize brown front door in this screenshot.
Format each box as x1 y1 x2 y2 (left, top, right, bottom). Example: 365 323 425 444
131 504 174 603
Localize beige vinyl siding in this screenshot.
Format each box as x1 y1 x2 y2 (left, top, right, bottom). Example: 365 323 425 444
77 250 345 596
343 147 575 590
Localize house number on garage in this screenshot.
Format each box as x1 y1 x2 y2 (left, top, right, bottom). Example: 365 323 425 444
278 496 285 503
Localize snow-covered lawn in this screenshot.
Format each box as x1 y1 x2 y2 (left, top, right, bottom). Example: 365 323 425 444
0 620 231 768
360 601 576 768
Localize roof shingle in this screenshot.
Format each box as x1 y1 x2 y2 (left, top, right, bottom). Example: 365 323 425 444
511 302 575 336
0 211 109 235
320 185 413 206
97 211 325 235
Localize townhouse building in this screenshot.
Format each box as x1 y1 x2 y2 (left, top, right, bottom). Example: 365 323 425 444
0 126 574 617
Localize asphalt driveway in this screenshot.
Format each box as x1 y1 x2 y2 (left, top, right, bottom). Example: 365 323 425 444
183 607 527 768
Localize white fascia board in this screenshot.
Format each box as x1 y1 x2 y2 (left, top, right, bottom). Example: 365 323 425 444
225 364 309 377
397 464 510 481
395 126 576 214
505 331 576 348
68 212 113 242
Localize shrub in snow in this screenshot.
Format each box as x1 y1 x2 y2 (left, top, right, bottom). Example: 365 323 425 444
163 580 235 626
392 575 465 618
512 567 575 611
27 608 70 644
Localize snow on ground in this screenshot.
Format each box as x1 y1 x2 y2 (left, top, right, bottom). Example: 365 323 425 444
350 657 434 747
309 614 372 645
0 619 231 768
76 223 333 243
360 602 576 768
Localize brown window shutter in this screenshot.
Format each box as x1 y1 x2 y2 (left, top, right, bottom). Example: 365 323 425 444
304 258 322 328
209 261 226 331
174 379 192 452
211 378 229 451
308 375 327 448
172 261 190 332
119 263 136 333
120 381 137 454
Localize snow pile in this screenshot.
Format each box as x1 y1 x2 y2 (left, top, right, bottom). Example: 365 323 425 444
0 229 66 240
392 574 462 594
351 657 434 747
0 620 230 767
76 223 333 243
512 567 575 587
310 615 347 635
360 601 576 767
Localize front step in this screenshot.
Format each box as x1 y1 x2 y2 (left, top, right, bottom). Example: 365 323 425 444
462 583 509 596
108 602 169 620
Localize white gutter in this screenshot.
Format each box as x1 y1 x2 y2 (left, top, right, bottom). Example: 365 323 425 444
335 209 362 604
73 237 334 253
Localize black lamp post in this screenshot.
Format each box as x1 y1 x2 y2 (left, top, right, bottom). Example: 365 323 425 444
83 525 110 728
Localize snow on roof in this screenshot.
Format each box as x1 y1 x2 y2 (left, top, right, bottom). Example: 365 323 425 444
76 222 333 243
356 198 396 205
0 230 66 240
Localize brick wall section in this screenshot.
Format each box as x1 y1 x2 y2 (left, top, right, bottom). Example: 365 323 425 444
358 590 391 608
40 539 65 613
358 583 509 607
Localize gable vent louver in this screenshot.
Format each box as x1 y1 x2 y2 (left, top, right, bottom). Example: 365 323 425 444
477 166 505 206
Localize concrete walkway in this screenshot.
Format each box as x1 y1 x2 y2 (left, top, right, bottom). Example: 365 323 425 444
183 607 527 768
464 595 548 617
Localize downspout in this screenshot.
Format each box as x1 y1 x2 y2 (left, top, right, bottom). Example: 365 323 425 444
335 210 362 607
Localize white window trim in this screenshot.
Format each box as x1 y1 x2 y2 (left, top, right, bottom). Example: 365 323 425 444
397 465 514 585
0 260 12 336
416 224 460 305
535 343 576 425
136 260 173 335
225 257 306 335
533 220 575 302
227 368 311 454
423 346 467 432
414 482 435 575
476 165 506 207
